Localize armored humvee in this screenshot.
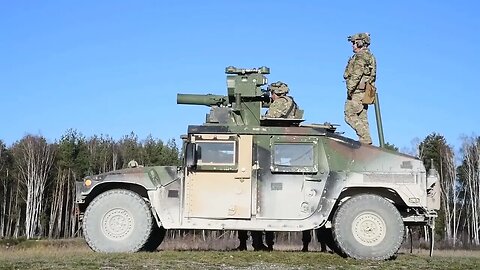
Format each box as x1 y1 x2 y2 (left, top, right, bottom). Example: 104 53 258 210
75 66 440 260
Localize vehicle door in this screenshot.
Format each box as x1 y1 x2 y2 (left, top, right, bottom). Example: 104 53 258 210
184 134 253 219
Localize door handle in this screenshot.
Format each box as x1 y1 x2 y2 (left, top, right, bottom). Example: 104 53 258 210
234 176 250 183
305 177 322 182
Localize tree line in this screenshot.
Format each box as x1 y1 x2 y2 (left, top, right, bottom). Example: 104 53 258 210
0 129 180 239
0 130 479 248
419 133 480 247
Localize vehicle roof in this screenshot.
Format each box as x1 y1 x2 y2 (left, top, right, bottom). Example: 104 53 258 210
187 124 357 144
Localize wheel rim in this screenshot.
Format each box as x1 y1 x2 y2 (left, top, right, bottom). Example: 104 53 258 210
351 211 386 246
101 208 134 240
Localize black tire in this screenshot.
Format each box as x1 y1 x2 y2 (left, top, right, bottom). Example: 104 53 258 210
83 189 153 252
332 194 404 260
142 223 166 252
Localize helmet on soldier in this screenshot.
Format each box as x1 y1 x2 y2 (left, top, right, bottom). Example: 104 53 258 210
347 33 371 48
268 81 289 95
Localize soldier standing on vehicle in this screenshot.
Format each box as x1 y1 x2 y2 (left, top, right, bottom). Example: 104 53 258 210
265 81 298 118
343 32 376 144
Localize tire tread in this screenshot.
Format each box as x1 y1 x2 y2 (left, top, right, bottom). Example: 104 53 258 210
83 189 153 252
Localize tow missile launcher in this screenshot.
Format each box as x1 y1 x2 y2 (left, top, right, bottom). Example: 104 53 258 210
76 66 440 260
177 66 275 126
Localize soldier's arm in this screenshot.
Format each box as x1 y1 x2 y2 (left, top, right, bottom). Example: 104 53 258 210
343 58 351 80
346 55 367 91
265 98 288 118
370 54 377 82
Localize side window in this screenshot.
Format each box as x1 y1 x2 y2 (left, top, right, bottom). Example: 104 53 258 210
197 141 235 165
195 139 237 171
270 137 318 173
273 144 314 167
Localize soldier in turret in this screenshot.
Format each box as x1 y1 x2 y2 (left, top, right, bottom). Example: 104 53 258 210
343 33 376 144
265 81 298 118
236 81 298 252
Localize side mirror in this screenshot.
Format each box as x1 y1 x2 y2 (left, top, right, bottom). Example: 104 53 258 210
185 143 197 168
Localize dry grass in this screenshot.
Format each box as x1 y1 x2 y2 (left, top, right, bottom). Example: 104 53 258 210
1 237 480 269
401 248 480 258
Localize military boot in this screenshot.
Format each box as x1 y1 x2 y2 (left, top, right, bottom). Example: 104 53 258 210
265 231 274 251
253 244 269 251
251 231 268 251
301 230 311 252
236 230 248 251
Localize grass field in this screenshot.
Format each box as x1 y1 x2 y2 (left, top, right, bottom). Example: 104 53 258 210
1 238 479 270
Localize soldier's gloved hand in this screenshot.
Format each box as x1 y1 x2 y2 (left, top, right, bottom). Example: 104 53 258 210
261 95 271 107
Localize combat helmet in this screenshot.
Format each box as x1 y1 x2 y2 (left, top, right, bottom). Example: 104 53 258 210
348 32 371 47
268 81 289 95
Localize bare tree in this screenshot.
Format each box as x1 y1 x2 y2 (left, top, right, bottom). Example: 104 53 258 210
0 141 8 237
48 169 67 238
0 140 21 239
419 133 458 245
439 145 458 245
13 135 55 239
458 135 480 245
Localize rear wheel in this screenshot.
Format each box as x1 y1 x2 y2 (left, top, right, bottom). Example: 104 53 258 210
332 194 404 260
83 189 153 252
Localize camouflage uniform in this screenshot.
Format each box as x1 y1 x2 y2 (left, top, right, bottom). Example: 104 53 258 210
343 33 376 144
265 81 297 118
265 96 296 118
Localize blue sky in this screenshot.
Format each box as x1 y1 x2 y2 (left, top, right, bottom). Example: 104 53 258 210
1 1 478 153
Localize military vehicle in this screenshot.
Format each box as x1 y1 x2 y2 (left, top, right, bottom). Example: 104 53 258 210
75 66 440 260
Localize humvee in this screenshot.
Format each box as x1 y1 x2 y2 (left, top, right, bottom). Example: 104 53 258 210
75 66 440 260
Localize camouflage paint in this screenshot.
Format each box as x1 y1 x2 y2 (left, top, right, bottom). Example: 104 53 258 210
76 66 439 233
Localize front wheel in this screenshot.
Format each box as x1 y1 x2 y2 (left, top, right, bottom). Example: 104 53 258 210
332 194 404 260
83 189 154 252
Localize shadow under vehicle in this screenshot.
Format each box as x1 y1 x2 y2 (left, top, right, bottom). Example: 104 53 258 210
75 66 440 260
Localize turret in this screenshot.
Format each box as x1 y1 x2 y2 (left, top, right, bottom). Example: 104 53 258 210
177 66 271 126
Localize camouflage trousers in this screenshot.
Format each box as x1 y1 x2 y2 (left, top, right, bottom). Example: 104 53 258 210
344 92 372 144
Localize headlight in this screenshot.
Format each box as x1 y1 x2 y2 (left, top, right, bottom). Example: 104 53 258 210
84 178 92 187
